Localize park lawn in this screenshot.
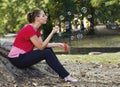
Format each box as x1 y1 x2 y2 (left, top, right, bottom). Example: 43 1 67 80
54 35 120 65
56 53 120 64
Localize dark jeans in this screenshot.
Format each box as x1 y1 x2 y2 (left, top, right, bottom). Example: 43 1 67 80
8 48 69 78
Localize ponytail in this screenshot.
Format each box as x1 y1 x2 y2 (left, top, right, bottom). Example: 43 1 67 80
27 9 41 23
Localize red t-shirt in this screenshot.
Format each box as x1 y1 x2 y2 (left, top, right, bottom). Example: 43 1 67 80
13 24 41 52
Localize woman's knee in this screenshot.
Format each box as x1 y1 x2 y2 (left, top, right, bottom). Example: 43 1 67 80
44 49 52 55
43 49 57 60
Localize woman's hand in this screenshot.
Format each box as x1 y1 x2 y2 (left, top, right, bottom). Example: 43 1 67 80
54 43 69 52
51 26 59 34
55 43 64 48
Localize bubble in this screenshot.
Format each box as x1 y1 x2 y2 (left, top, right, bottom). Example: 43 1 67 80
77 33 83 39
55 20 60 25
67 11 71 16
65 21 71 29
70 35 74 40
65 21 70 26
79 14 82 17
74 14 79 20
83 29 88 33
58 32 62 37
74 14 78 18
87 14 92 18
59 15 65 21
95 10 99 15
81 7 87 14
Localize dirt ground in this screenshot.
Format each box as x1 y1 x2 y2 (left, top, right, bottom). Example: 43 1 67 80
0 57 120 87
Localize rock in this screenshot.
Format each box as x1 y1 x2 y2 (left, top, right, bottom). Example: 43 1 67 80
0 60 15 82
0 40 58 86
88 52 102 55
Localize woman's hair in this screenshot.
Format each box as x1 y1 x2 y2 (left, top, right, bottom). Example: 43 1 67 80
27 9 42 23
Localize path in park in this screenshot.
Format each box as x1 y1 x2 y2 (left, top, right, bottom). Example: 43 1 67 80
95 25 120 35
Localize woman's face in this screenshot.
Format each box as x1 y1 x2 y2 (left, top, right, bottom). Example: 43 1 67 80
36 11 48 24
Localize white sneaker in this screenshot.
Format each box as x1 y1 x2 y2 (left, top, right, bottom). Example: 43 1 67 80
64 75 78 82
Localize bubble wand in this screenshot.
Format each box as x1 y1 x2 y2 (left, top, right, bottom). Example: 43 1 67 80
64 43 69 53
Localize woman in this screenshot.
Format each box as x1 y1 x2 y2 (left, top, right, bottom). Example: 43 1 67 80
8 9 77 82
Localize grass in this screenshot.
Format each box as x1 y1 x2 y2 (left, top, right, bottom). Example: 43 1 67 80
54 34 120 65
57 53 120 64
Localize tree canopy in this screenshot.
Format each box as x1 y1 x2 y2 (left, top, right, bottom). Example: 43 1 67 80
0 0 119 35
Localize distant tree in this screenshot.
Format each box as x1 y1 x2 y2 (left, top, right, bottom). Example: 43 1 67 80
0 0 119 36
0 0 43 34
91 0 120 23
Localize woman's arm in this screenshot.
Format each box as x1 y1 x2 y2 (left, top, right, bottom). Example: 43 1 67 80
30 26 59 50
47 42 64 48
